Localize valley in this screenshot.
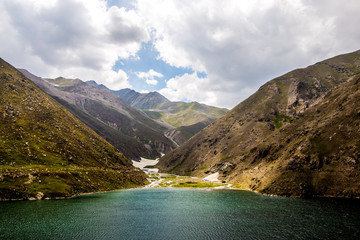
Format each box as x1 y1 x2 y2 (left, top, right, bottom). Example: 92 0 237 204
2 2 360 239
20 70 227 159
0 58 228 200
2 50 360 200
88 81 228 145
132 157 236 190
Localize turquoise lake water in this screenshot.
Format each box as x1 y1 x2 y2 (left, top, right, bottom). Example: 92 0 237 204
0 188 359 239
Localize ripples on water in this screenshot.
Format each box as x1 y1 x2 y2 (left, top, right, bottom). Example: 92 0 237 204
1 188 359 239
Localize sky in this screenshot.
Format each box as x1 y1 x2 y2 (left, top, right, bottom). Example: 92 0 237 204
1 0 360 109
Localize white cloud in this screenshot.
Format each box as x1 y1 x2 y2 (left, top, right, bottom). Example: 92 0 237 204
137 0 360 108
159 72 256 108
159 73 216 105
0 0 149 89
136 69 163 86
145 79 158 86
136 69 163 79
2 0 360 108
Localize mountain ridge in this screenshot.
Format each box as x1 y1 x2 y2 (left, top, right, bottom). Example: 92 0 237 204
157 50 360 198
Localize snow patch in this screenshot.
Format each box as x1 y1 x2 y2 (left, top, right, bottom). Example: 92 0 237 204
132 157 159 173
203 172 220 182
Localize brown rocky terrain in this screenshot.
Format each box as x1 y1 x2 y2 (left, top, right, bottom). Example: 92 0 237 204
157 50 360 198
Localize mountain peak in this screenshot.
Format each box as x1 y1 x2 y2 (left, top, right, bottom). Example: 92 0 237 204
86 80 109 91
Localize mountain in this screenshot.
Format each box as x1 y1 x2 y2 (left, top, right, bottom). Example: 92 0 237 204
157 50 360 198
0 58 147 200
86 82 171 110
112 88 171 110
88 81 228 145
143 101 228 128
20 71 176 160
86 80 109 91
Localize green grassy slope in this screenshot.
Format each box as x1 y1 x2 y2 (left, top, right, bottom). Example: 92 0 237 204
0 58 147 200
143 101 227 144
155 101 228 128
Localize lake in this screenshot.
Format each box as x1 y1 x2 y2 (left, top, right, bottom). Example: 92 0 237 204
1 188 359 239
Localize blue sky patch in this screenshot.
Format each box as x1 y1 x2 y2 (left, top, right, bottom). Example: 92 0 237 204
106 0 135 10
112 41 196 92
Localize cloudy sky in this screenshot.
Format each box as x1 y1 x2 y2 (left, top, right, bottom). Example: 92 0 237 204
1 0 359 108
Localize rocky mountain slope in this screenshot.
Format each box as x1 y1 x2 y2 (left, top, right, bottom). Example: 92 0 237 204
20 71 176 160
157 50 360 198
0 58 147 200
88 81 228 145
164 122 208 146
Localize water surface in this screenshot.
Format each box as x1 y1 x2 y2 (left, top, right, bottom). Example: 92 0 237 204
1 188 359 239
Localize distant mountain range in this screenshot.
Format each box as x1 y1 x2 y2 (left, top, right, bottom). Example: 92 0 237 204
18 70 227 160
157 50 360 198
0 58 147 200
20 71 176 160
87 81 228 145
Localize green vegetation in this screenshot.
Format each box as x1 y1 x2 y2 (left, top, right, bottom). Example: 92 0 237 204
160 175 178 179
273 111 292 128
45 77 78 87
143 111 163 120
172 181 223 188
230 184 248 189
144 165 156 168
184 168 192 175
148 174 160 181
0 167 147 200
145 173 231 189
144 102 227 128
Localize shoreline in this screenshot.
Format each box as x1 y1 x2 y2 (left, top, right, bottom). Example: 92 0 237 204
3 157 359 200
1 183 359 201
0 185 147 202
